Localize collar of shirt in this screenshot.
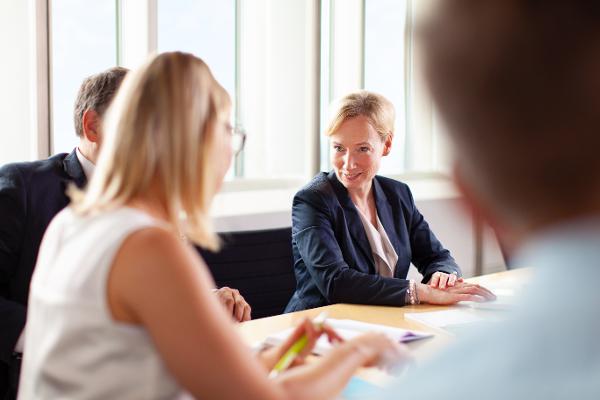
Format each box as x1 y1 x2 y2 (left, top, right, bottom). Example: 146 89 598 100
75 147 95 180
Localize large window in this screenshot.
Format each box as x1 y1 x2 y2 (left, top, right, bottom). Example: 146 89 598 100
157 0 235 99
31 0 449 184
157 0 239 178
50 0 117 155
158 0 318 182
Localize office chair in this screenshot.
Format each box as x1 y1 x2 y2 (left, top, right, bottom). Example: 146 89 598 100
197 227 296 319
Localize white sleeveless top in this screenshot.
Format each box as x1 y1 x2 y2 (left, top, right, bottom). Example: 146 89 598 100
18 207 182 400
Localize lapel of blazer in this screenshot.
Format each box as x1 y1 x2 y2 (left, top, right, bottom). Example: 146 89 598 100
372 177 403 277
327 171 376 273
62 149 87 190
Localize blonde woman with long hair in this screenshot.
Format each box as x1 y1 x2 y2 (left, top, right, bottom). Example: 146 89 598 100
18 52 403 399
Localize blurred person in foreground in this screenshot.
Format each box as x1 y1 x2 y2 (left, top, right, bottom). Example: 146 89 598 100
380 1 600 398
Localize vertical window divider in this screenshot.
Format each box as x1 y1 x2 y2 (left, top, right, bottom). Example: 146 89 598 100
359 0 365 89
116 0 123 66
308 0 322 178
319 0 334 172
147 0 157 53
33 0 52 158
233 0 244 178
118 0 156 69
403 0 414 171
327 0 335 103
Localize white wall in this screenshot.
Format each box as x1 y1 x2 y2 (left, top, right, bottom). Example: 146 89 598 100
415 197 505 278
0 0 34 165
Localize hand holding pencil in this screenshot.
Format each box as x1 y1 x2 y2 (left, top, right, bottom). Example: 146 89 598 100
269 312 333 377
257 312 341 377
261 311 409 378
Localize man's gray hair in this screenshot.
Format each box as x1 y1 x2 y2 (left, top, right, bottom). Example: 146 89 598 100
73 67 128 137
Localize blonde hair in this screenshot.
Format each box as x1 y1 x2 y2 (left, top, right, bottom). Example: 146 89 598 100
325 90 395 140
70 52 230 251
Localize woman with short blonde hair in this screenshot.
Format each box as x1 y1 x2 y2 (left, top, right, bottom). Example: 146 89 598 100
326 90 395 140
19 53 403 400
286 89 495 312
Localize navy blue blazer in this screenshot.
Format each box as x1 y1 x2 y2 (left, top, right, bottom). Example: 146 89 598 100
285 171 461 312
0 150 85 364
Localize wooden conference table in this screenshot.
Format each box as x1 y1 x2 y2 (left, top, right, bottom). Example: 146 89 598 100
238 268 531 381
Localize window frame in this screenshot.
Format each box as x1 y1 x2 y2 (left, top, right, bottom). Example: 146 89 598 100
36 0 451 194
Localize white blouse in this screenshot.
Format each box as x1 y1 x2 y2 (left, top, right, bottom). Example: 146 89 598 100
355 206 399 277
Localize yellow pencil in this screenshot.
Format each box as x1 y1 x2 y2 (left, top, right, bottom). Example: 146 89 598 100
268 312 328 379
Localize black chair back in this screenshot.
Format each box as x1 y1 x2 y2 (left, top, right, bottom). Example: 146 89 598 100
197 227 296 319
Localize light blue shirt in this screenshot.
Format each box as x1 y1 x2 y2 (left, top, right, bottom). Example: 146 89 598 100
381 219 600 399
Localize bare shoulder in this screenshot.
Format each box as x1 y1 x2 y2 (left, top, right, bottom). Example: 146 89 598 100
108 225 212 323
116 226 204 273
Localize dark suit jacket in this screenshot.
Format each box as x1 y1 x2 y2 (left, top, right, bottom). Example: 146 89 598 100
0 150 85 365
285 171 461 312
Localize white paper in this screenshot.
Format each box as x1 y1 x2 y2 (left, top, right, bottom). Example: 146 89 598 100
462 297 516 311
263 318 433 356
405 309 484 329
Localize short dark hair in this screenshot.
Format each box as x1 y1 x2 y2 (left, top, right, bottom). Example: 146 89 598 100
73 67 128 137
422 0 600 227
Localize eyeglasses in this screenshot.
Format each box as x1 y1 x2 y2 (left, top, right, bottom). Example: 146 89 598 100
226 124 247 155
